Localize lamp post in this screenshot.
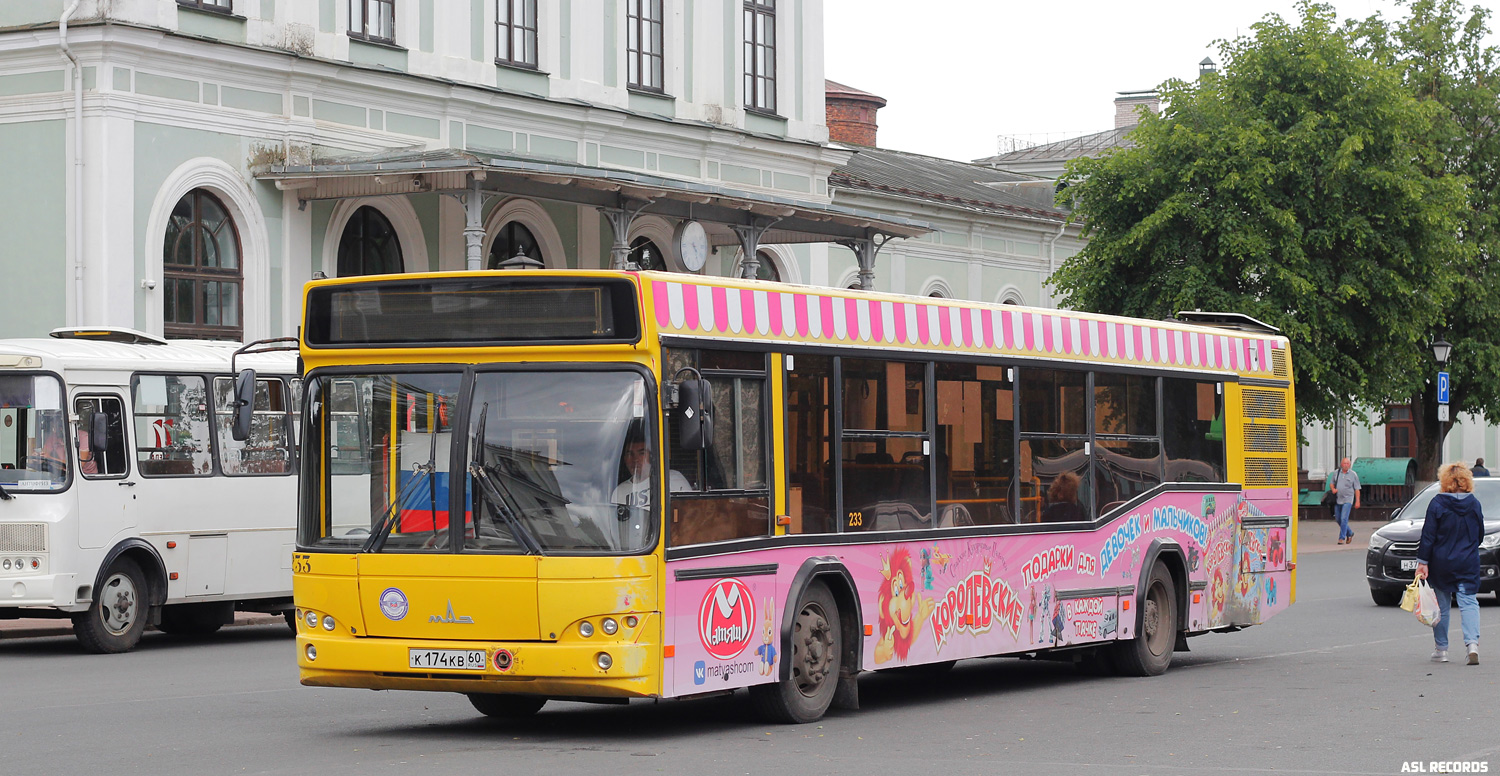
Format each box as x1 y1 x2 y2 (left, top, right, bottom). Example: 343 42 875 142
1434 337 1453 467
1433 338 1452 367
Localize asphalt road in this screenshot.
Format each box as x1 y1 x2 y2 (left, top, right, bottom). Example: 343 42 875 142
2 550 1497 776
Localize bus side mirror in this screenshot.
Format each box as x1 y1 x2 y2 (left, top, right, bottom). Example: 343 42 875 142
231 369 256 442
675 377 713 451
89 412 108 453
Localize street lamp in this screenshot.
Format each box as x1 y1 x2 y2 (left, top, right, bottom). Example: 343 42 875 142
1433 337 1452 366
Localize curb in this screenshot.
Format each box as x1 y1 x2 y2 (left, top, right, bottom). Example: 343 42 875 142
0 613 284 641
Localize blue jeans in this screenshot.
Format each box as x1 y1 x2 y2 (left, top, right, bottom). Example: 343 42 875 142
1432 581 1481 651
1334 502 1353 541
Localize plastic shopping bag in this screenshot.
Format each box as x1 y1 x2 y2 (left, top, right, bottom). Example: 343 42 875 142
1413 579 1442 627
1400 578 1420 612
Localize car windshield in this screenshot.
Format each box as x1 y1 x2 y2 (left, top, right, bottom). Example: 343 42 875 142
1394 479 1500 521
0 374 70 493
300 370 657 555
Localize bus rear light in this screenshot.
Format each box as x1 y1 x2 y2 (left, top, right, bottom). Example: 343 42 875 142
494 649 514 671
595 652 612 670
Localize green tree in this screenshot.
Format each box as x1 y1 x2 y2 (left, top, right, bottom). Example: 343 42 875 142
1052 1 1469 478
1350 0 1500 479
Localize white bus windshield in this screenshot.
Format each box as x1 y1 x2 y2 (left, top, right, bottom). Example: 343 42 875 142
0 374 71 492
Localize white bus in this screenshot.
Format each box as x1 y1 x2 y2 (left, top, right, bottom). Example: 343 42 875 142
0 328 299 652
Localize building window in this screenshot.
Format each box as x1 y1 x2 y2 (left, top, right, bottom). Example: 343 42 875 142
350 0 395 43
627 0 664 92
488 221 544 268
496 0 538 68
629 236 665 271
743 0 776 113
1386 404 1415 458
178 0 233 12
752 251 780 282
163 189 242 341
337 206 404 277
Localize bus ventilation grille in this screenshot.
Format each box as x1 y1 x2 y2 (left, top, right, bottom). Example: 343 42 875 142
0 523 47 553
1244 457 1291 488
1242 389 1287 420
1243 424 1288 453
1270 347 1290 377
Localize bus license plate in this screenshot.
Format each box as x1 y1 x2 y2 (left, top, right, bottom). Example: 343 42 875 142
1401 559 1418 571
409 649 487 671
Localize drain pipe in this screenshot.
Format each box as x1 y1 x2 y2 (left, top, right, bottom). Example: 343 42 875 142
1043 220 1067 308
60 0 84 325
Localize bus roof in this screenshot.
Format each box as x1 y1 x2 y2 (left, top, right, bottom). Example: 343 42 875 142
0 336 297 375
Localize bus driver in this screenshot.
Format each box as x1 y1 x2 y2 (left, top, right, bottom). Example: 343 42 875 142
611 425 690 548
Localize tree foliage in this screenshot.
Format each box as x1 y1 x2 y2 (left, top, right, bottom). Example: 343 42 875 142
1053 2 1469 439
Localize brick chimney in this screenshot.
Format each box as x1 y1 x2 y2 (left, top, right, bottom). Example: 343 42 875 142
825 80 887 147
1114 90 1160 129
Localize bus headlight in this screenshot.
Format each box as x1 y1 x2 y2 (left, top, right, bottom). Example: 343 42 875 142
596 652 613 670
2 559 9 570
601 617 618 636
305 644 317 661
321 615 335 631
579 621 595 638
305 611 318 629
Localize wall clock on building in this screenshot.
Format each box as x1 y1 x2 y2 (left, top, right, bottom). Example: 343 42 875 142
675 220 709 273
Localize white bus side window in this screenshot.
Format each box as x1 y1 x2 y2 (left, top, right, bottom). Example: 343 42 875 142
74 396 129 478
133 374 212 477
212 377 294 476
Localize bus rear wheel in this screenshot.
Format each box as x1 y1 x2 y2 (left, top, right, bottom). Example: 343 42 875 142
467 693 546 719
749 581 840 724
72 557 150 654
1110 563 1177 677
156 603 226 637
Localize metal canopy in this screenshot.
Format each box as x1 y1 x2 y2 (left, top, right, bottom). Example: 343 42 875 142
258 148 931 246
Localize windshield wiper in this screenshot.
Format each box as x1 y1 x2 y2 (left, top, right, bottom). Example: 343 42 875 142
0 483 13 501
363 429 441 553
468 402 544 555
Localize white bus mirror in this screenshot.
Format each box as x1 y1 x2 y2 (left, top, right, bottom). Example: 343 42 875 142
231 369 256 442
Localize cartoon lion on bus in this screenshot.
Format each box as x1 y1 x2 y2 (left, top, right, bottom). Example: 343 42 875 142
874 547 934 664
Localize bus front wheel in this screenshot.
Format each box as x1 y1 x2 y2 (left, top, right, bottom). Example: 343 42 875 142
467 693 546 719
73 557 150 654
1110 563 1177 677
749 581 840 724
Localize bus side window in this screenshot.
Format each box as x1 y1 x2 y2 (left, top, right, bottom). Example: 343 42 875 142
213 377 294 476
1163 379 1225 482
75 397 129 478
934 362 1013 526
133 374 212 477
786 354 835 534
665 348 772 548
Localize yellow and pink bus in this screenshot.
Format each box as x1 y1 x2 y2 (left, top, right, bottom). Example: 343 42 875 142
284 269 1297 723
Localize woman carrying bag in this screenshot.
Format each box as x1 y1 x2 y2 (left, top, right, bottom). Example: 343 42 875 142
1415 462 1484 665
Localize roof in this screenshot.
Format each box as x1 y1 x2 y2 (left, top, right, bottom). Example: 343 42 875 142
0 337 297 375
261 148 930 243
824 80 887 107
830 146 1068 221
974 125 1136 167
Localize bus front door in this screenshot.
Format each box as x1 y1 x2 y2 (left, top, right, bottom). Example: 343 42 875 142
71 393 137 549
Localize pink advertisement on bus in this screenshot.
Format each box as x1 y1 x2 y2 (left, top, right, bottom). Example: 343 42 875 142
663 488 1291 697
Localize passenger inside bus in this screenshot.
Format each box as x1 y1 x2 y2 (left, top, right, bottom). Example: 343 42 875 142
1041 471 1086 523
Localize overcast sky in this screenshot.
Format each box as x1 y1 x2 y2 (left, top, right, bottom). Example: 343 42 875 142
824 0 1490 162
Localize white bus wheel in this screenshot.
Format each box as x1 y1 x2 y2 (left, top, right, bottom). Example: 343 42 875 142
72 557 150 654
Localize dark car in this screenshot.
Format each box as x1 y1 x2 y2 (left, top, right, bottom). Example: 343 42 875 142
1366 478 1500 606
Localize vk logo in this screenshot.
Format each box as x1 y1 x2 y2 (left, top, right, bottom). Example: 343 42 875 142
693 661 707 685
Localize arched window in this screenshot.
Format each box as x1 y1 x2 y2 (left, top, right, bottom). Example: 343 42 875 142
753 250 781 283
928 290 946 299
163 188 242 340
630 236 666 271
488 221 544 268
337 206 403 277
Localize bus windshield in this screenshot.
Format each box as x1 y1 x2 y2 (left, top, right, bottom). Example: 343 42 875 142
0 374 70 493
301 370 657 554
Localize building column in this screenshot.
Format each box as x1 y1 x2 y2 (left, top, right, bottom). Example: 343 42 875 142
457 174 488 271
730 219 781 279
838 231 895 290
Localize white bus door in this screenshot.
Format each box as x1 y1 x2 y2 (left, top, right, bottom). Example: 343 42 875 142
72 393 137 549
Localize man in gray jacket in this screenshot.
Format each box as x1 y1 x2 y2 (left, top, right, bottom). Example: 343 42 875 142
1330 458 1361 545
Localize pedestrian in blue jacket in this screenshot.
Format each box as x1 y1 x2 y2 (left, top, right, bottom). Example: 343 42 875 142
1416 462 1484 665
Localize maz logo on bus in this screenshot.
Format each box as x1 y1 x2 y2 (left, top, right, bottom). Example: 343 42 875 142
698 578 756 660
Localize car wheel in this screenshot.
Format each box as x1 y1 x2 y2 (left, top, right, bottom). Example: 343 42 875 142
1370 587 1402 607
